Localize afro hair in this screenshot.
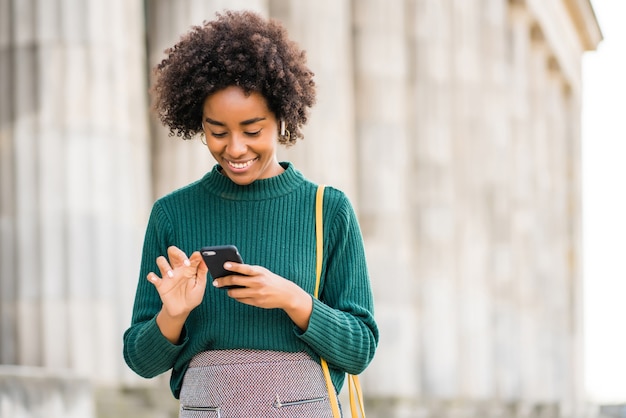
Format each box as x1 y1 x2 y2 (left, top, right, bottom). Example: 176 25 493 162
151 10 316 145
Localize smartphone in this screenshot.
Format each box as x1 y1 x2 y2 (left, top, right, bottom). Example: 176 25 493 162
200 245 245 288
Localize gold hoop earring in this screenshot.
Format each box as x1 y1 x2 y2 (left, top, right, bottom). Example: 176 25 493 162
200 133 207 146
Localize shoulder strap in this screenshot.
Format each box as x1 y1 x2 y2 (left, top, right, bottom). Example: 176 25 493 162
314 185 340 416
315 184 366 418
314 184 325 299
313 184 365 418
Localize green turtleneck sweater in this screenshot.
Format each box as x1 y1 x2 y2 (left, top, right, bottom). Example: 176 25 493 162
123 162 378 398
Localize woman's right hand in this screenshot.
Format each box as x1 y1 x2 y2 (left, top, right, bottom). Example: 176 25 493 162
147 246 208 343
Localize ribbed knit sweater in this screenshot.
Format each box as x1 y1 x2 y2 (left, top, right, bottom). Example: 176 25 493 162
123 162 379 398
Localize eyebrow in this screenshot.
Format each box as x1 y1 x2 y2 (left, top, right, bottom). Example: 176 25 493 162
204 117 266 127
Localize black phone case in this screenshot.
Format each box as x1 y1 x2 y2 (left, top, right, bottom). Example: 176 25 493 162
200 245 244 282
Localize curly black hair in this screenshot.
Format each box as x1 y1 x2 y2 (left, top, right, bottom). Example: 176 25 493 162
151 10 316 145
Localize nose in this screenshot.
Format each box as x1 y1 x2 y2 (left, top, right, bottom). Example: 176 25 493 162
226 133 247 157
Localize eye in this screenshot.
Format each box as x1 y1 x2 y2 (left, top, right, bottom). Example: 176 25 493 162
245 130 261 137
210 131 228 138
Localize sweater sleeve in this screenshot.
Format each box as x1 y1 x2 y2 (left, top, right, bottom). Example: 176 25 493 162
296 191 379 375
123 201 189 377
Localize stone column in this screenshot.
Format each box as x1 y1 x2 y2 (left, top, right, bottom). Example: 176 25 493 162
450 0 497 400
352 0 419 406
486 0 522 403
559 47 585 416
565 80 586 418
509 2 537 407
411 0 460 400
527 22 556 403
0 0 20 366
0 0 152 384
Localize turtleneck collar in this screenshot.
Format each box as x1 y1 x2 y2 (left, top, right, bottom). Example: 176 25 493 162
200 162 306 201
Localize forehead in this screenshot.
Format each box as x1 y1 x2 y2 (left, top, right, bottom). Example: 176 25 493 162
203 86 271 117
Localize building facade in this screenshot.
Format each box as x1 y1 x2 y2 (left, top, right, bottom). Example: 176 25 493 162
0 0 601 417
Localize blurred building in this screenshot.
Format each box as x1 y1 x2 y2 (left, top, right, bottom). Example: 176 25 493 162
0 0 602 417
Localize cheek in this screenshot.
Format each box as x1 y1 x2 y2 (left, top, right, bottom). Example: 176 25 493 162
206 142 223 159
259 132 279 150
205 137 221 151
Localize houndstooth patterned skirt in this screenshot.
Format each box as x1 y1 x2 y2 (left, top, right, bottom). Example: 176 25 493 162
179 349 339 418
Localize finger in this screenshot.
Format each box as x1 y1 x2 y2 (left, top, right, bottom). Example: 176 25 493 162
187 252 201 270
212 275 234 289
147 272 162 288
190 252 208 278
167 246 191 268
222 261 250 275
212 276 225 288
213 273 251 290
156 256 174 278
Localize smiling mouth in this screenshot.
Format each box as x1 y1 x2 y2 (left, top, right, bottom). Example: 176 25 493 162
227 158 258 169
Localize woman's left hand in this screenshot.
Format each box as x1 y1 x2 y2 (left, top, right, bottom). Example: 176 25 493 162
212 262 313 330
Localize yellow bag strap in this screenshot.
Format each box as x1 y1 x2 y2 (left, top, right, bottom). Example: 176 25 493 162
315 184 366 418
348 374 366 418
314 184 325 300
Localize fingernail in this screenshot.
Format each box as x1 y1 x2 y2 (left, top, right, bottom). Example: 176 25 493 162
167 270 174 278
224 262 232 269
148 274 156 282
212 280 218 287
184 259 191 267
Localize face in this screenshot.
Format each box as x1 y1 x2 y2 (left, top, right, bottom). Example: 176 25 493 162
201 86 283 185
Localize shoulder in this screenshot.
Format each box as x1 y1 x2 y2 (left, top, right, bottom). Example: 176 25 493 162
318 184 353 211
314 184 360 231
154 176 207 208
145 175 210 228
160 177 205 201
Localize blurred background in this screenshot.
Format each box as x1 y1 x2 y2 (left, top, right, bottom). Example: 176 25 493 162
0 0 623 417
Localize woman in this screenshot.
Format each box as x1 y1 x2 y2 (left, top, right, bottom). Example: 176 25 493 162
123 10 378 417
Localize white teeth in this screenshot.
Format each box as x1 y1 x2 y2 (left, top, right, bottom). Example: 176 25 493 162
228 159 255 169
